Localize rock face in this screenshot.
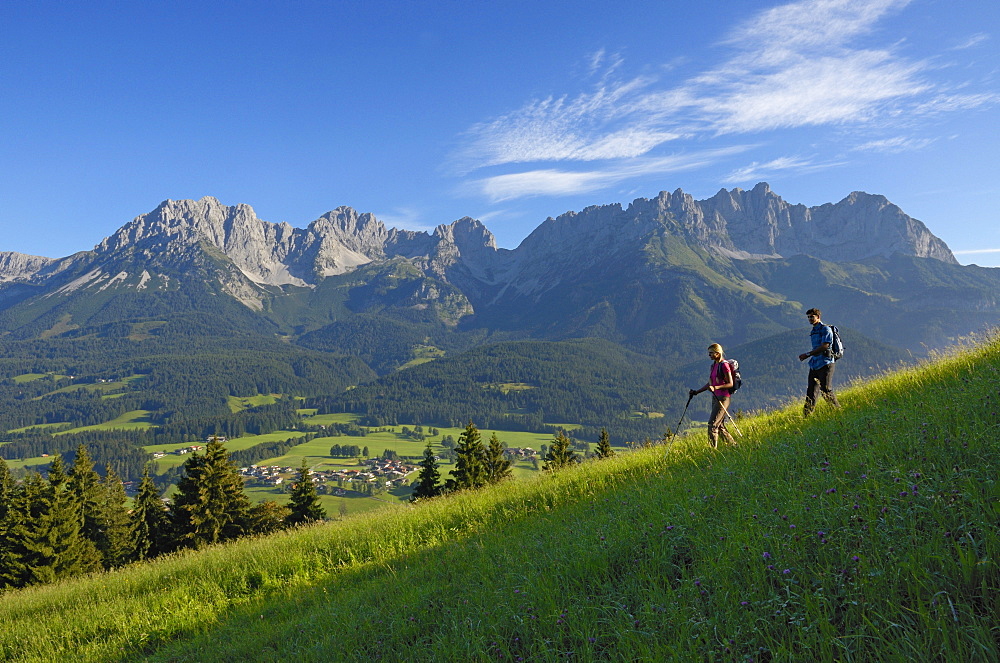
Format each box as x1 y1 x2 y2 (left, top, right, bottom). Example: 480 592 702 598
3 184 957 311
696 183 956 263
0 252 55 282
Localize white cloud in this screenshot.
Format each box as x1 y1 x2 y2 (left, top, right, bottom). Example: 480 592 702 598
912 93 1000 116
853 136 935 152
454 0 992 202
953 248 1000 255
952 33 989 50
456 0 935 172
722 156 841 184
474 148 751 201
372 208 434 233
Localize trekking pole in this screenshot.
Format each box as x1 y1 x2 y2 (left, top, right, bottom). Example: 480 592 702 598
674 392 695 435
713 391 743 437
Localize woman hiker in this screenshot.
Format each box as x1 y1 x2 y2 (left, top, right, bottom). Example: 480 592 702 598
689 343 736 449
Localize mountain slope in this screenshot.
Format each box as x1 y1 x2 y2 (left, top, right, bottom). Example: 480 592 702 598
2 335 998 662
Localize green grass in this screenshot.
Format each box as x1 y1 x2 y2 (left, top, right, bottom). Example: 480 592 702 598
5 422 72 434
227 394 282 413
53 410 155 435
299 412 360 425
10 372 70 384
243 486 405 518
32 374 145 399
3 335 1000 661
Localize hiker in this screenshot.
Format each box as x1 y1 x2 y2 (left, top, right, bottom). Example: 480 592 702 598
798 308 841 416
689 343 735 449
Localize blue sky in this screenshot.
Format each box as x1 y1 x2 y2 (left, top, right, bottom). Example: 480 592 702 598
2 0 999 265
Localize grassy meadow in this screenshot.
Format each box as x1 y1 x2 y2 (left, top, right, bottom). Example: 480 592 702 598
1 335 999 661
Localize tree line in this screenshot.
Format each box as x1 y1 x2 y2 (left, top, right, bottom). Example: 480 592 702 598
411 422 615 500
0 439 326 592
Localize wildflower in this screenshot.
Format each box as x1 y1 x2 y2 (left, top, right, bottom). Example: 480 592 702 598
851 556 860 562
782 569 791 574
789 524 796 529
763 552 771 559
740 601 749 606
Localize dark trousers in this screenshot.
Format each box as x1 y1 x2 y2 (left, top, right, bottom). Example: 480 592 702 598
804 363 840 416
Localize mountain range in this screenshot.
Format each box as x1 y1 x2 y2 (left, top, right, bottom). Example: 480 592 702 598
1 183 998 464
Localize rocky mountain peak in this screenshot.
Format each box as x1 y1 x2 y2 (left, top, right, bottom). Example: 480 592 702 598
0 252 56 282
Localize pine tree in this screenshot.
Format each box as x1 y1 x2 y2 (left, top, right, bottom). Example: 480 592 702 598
0 472 42 589
543 429 578 471
3 463 102 588
99 466 134 568
0 458 12 522
447 421 487 491
131 465 172 560
171 437 252 549
485 432 512 484
0 463 29 589
411 442 441 500
595 428 614 459
67 444 122 569
286 462 326 526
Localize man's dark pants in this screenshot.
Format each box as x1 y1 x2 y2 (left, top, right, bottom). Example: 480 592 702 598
805 363 840 416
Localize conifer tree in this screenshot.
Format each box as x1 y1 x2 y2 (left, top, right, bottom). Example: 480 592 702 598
4 462 102 588
286 462 326 526
131 465 172 560
99 466 134 568
411 442 441 500
0 459 12 585
171 437 252 549
485 432 512 484
0 458 12 522
447 421 487 491
67 444 123 569
543 429 578 471
595 428 614 459
0 472 40 588
0 463 29 589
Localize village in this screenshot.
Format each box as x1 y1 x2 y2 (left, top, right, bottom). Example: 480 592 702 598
239 456 418 493
147 440 542 497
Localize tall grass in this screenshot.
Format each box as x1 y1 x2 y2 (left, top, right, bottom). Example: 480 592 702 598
2 336 999 661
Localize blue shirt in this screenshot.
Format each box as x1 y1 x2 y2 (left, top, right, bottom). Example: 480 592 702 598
809 323 834 370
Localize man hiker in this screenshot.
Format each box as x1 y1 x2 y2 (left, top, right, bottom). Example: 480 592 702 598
689 343 736 448
798 308 840 416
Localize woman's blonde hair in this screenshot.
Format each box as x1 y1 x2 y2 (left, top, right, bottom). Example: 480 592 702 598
707 343 724 358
